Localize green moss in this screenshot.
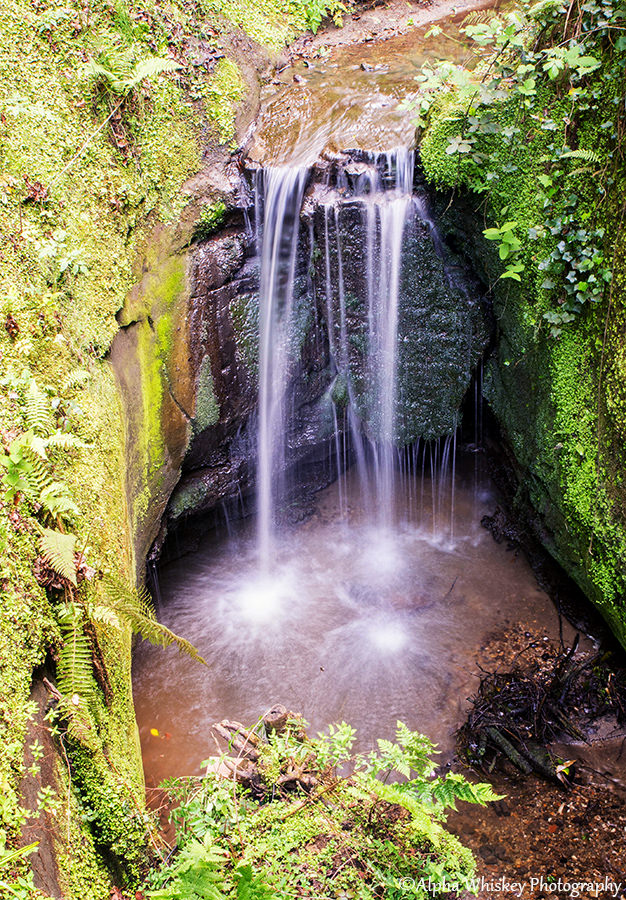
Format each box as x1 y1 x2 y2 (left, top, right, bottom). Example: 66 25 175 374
203 57 244 144
192 200 227 242
421 41 626 644
194 356 220 431
198 0 309 49
0 0 326 889
230 291 260 379
169 479 209 520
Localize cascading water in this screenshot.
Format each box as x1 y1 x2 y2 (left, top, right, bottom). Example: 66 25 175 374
253 148 468 547
132 15 571 796
321 150 425 527
255 166 308 570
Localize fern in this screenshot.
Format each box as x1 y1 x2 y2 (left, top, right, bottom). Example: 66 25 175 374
86 54 181 96
39 527 77 586
150 837 229 899
23 441 53 497
235 865 275 900
56 606 96 701
561 148 601 163
431 773 502 810
88 604 121 628
46 430 89 451
105 577 207 665
24 379 53 435
39 482 80 524
62 369 91 392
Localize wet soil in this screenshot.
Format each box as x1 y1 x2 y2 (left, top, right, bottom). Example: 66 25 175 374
448 625 626 900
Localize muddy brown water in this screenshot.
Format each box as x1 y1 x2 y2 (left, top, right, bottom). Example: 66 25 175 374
133 455 581 788
248 6 496 165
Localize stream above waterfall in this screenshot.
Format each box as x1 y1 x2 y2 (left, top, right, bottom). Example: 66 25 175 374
133 451 581 787
247 5 497 165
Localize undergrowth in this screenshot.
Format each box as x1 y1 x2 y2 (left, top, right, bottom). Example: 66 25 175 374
0 0 336 892
416 0 626 644
149 716 499 899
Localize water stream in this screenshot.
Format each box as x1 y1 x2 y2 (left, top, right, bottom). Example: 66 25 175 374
255 166 309 569
131 2 570 790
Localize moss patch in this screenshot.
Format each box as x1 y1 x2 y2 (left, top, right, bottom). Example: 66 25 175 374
420 19 626 644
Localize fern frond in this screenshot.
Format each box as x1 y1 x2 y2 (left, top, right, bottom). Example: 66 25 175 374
235 865 275 900
23 444 53 497
56 607 96 701
463 10 493 24
561 148 601 163
121 601 208 665
85 54 181 95
39 482 80 522
150 838 229 900
25 379 53 435
568 166 597 177
431 773 503 810
104 577 207 665
128 57 181 88
62 369 91 392
40 527 77 586
46 430 89 451
88 604 121 628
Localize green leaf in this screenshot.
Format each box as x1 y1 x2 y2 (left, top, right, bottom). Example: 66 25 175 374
39 528 77 585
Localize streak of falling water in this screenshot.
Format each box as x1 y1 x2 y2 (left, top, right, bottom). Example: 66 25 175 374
376 185 413 527
256 166 308 571
324 149 415 527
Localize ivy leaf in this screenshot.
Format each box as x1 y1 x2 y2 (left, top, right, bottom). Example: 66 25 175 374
445 135 475 154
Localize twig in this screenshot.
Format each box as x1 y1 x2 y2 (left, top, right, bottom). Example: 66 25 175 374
48 98 125 191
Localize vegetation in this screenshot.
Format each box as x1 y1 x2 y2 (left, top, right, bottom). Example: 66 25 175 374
0 0 337 892
416 0 626 644
148 717 498 899
417 0 624 332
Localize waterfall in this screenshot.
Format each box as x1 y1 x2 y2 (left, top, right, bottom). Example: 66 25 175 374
255 166 308 570
375 155 414 527
251 147 472 566
323 149 415 527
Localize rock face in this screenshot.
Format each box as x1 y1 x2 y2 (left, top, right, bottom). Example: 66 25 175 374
147 155 492 551
309 180 489 443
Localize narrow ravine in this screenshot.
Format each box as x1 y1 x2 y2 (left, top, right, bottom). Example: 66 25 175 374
134 8 581 787
131 5 626 896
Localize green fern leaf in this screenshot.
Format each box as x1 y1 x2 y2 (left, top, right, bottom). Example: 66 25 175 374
235 865 275 900
46 431 89 451
62 369 91 392
40 528 77 586
25 379 53 435
88 604 120 628
23 443 53 497
39 482 80 521
104 577 207 664
561 148 601 164
127 57 181 88
56 607 96 701
431 773 502 809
